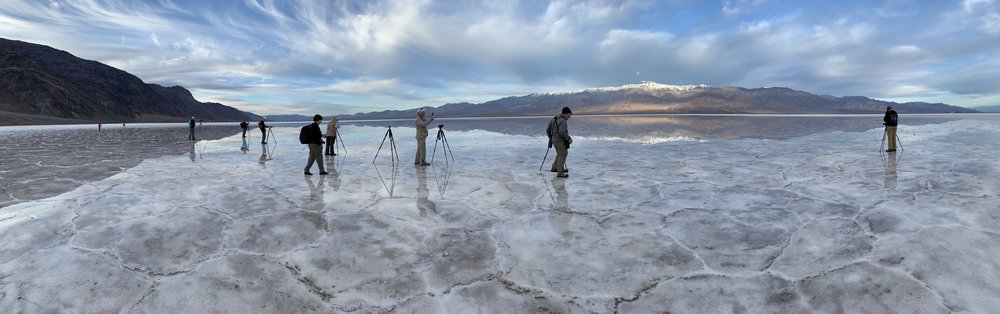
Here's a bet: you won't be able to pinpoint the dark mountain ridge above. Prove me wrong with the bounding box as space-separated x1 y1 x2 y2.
343 82 978 120
0 38 253 125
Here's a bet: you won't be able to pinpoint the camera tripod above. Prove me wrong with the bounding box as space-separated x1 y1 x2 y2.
373 126 399 166
332 129 347 156
260 126 275 144
431 125 455 164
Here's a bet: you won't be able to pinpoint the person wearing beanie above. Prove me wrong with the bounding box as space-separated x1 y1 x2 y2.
188 116 196 140
883 106 899 152
546 107 573 177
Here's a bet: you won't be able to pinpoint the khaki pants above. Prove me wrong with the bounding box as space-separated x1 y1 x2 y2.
305 143 325 173
188 128 195 140
415 137 427 164
551 141 568 174
886 126 897 151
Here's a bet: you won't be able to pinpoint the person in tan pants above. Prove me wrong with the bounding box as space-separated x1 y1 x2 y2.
546 107 573 178
883 106 898 152
414 109 434 166
303 114 327 175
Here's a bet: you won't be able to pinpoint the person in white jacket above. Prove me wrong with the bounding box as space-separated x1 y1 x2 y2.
324 116 339 156
414 109 434 166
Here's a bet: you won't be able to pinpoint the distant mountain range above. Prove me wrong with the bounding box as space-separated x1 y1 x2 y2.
0 38 253 125
342 82 978 120
973 105 1000 113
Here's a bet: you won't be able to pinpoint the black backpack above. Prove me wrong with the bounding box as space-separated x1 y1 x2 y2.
299 125 310 144
888 112 898 125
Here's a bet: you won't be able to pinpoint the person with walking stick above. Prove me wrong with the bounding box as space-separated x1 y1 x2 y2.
883 106 898 152
546 107 573 178
325 115 339 156
414 109 434 166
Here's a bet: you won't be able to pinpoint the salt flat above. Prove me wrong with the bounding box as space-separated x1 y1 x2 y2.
1 115 998 313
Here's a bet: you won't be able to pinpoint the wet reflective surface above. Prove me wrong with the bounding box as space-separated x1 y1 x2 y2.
1 114 999 312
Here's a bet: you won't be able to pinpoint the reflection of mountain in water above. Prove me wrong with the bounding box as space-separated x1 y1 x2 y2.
349 115 963 142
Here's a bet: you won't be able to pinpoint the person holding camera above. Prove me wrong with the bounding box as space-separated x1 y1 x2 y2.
325 115 339 156
883 106 898 152
188 116 197 140
546 107 573 178
303 114 328 175
258 117 269 144
414 109 435 166
240 120 249 138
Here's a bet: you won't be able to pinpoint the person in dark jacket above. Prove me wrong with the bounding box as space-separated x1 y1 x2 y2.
258 118 269 144
240 120 249 138
546 107 573 178
188 116 196 140
883 106 898 152
304 114 328 175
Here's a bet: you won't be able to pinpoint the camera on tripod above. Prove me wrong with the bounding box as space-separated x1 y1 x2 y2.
438 124 444 129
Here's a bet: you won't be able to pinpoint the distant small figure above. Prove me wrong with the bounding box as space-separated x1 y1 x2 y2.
122 122 125 127
883 106 898 152
188 116 197 140
325 115 339 156
240 120 249 138
98 121 102 131
546 106 573 178
258 118 268 144
302 114 327 175
414 109 434 166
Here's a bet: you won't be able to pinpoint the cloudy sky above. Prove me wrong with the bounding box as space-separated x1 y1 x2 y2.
2 0 999 114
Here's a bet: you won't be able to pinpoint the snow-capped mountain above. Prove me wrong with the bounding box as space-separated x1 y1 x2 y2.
342 82 977 120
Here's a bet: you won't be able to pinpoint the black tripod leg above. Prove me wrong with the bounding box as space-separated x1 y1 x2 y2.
373 129 390 164
443 133 454 162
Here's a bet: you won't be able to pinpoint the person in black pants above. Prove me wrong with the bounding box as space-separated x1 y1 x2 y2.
240 120 249 138
188 117 196 140
303 114 328 175
258 118 269 144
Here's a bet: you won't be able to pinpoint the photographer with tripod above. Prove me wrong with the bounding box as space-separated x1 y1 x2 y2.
325 115 339 156
883 106 899 152
414 109 435 166
546 107 573 178
258 117 269 144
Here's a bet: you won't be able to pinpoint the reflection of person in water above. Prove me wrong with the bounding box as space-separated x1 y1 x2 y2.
548 176 572 240
259 145 269 167
189 142 197 162
884 153 897 190
241 137 249 154
416 166 436 216
304 175 325 212
325 158 341 191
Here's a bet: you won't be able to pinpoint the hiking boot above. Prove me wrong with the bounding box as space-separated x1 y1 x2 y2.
304 172 313 176
550 169 568 173
319 172 329 175
556 173 569 178
420 162 431 166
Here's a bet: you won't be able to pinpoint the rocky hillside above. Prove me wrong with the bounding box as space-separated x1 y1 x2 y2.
0 38 252 124
344 82 978 119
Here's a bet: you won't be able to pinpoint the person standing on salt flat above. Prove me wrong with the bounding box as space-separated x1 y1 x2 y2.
414 109 434 166
883 106 899 152
547 106 573 178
